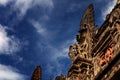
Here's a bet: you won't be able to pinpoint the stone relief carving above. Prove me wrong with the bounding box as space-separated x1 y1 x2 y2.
99 43 115 66
69 39 89 62
109 8 120 23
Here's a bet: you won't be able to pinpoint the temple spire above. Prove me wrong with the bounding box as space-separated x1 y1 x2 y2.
31 66 42 80
79 4 95 32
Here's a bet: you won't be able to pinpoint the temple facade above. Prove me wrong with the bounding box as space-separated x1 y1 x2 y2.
32 0 120 80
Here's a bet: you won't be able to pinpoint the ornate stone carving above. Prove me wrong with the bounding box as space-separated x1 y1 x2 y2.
109 8 120 23
99 43 115 66
31 1 120 80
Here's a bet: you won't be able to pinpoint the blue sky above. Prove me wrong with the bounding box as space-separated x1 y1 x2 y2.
0 0 117 80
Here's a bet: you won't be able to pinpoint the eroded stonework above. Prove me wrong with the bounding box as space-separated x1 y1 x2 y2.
31 66 42 80
31 1 120 80
55 1 120 80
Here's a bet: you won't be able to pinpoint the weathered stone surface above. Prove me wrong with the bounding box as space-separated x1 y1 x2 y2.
31 66 42 80
54 1 120 80
31 1 120 80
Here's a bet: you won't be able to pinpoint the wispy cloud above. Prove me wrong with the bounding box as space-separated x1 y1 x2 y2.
102 0 116 20
30 18 76 77
0 64 26 80
31 0 54 10
0 24 20 54
13 0 33 18
51 39 76 60
30 20 47 37
30 19 58 41
0 0 54 19
43 39 75 78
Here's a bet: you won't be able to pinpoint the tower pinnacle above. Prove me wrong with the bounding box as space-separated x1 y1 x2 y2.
31 66 42 80
79 4 95 32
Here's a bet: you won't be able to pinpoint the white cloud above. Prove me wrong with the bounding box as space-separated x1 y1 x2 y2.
14 0 33 18
0 0 54 18
14 0 54 18
102 0 116 20
0 64 26 80
0 0 54 20
30 20 47 37
0 0 11 6
0 24 20 54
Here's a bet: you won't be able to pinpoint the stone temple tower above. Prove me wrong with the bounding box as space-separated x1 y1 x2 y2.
31 66 42 80
67 4 97 80
55 1 120 80
31 1 120 80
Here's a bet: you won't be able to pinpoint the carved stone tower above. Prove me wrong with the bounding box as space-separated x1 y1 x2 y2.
31 66 42 80
55 1 120 80
31 1 120 80
67 4 97 80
